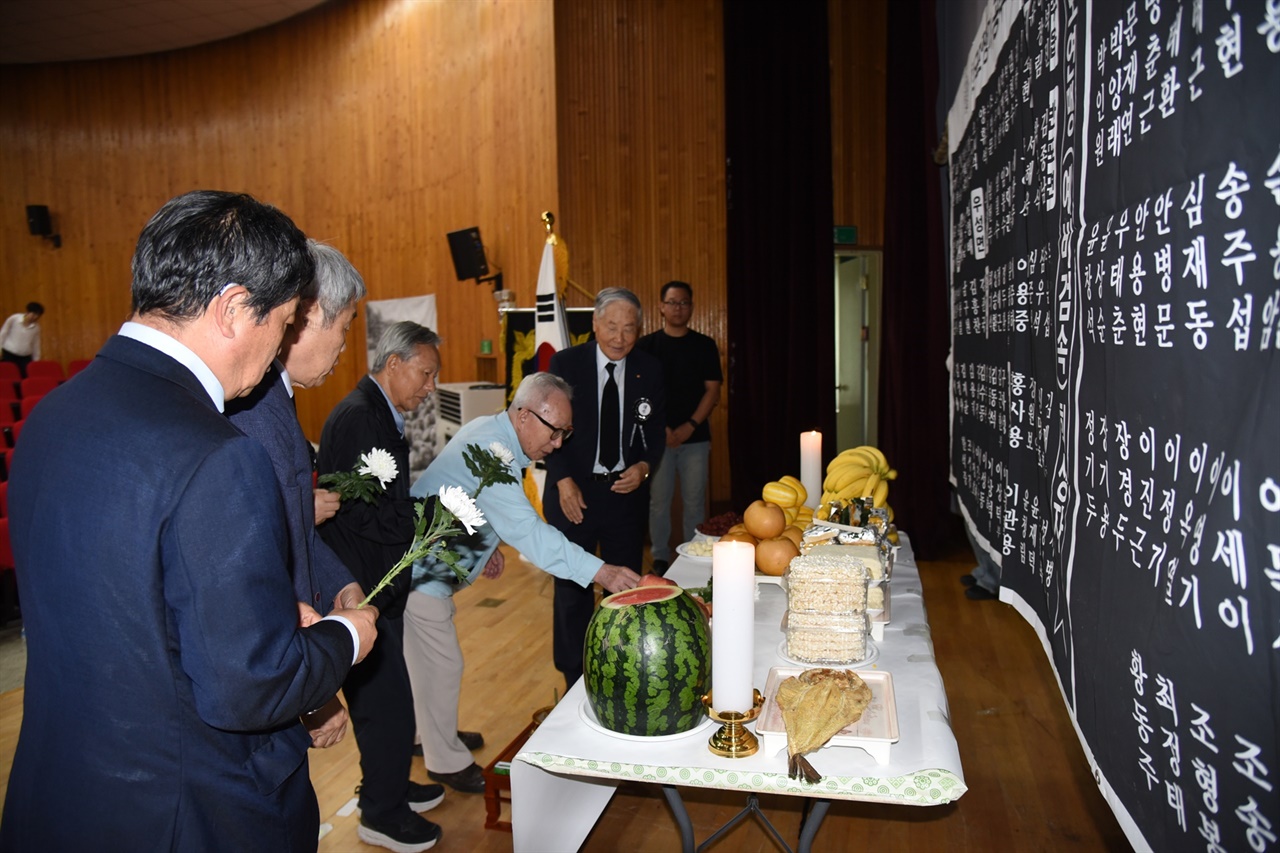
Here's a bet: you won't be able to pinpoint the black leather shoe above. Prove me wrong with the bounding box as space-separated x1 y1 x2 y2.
959 573 977 587
965 585 997 601
652 559 670 576
358 809 441 852
457 730 484 751
427 762 486 794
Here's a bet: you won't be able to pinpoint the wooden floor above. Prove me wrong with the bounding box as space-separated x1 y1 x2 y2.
0 530 1132 852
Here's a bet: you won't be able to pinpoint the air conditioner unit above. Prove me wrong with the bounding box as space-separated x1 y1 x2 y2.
436 382 507 445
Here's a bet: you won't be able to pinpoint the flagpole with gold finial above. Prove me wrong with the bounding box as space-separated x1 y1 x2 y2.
541 210 592 301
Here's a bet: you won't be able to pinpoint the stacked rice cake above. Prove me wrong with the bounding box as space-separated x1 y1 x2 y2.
805 544 886 610
782 554 870 663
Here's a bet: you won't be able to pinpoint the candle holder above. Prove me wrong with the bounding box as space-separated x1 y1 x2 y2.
702 689 764 758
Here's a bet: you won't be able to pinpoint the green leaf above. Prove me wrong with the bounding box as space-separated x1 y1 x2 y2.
318 465 387 506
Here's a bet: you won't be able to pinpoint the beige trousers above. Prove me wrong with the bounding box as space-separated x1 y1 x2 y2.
402 591 472 774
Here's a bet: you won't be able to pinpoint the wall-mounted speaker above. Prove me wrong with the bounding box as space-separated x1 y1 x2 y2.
446 227 489 281
26 205 52 236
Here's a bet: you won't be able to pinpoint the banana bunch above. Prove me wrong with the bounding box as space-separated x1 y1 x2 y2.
761 475 815 527
819 445 897 510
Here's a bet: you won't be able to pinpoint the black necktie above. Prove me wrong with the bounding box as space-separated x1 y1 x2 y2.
599 362 619 470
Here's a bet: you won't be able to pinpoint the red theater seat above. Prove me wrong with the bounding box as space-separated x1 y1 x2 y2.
18 397 43 419
19 377 59 398
24 360 64 382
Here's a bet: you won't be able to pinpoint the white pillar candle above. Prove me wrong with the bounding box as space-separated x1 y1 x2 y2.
711 539 755 713
800 430 822 509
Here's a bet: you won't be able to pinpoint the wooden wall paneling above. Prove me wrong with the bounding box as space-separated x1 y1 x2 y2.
554 0 730 506
828 0 887 249
0 0 558 444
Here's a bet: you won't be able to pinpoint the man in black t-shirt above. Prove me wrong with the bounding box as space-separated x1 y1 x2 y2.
636 281 723 574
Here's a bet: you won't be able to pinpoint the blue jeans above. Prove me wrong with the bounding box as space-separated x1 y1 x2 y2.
964 523 1001 592
648 440 711 563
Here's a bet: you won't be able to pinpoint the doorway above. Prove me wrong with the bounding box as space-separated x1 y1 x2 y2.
834 250 882 453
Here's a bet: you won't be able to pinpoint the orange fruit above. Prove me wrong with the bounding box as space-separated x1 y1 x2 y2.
755 536 800 576
743 499 786 540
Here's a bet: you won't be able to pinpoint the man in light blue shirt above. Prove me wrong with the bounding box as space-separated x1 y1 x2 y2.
404 372 640 794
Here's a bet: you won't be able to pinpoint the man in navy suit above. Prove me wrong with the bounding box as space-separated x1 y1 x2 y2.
0 191 378 853
227 239 374 750
545 287 664 686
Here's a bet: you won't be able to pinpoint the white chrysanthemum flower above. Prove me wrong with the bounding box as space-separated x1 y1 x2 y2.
488 442 515 466
439 485 486 534
359 448 399 487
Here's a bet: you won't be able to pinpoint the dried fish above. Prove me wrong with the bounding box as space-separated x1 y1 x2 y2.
775 668 872 783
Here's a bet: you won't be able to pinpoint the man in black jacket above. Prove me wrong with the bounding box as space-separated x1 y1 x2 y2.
545 288 665 687
318 321 445 853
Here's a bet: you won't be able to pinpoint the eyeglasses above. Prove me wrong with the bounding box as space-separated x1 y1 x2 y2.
520 407 574 442
663 300 692 307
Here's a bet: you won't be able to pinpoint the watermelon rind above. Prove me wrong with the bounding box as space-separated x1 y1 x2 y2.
583 588 711 737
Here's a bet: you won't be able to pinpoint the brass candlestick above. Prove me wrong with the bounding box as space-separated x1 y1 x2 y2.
703 689 764 758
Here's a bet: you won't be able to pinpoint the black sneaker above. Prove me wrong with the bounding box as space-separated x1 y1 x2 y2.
427 762 486 794
457 730 484 751
357 809 441 853
406 781 445 812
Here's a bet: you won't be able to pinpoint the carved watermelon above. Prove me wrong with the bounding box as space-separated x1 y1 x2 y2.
583 585 711 737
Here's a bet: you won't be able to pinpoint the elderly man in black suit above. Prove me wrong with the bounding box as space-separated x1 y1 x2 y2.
544 287 663 687
318 321 446 853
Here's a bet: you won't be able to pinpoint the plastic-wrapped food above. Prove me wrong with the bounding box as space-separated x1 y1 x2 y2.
799 526 893 580
783 556 868 613
782 610 869 664
803 543 885 581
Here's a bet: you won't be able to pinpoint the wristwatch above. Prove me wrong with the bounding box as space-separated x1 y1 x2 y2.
686 418 699 430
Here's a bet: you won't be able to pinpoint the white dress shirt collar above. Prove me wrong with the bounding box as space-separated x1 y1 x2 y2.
371 375 406 436
594 345 626 375
594 345 626 474
275 359 295 399
119 321 226 412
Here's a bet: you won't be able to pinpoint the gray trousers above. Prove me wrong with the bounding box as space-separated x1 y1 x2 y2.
402 591 472 774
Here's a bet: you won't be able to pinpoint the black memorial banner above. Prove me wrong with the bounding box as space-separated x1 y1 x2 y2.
499 307 595 401
947 0 1279 849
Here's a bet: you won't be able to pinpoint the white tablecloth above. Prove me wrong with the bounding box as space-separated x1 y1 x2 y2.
511 533 966 852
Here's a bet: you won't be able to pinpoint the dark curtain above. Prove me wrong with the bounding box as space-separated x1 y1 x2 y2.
879 0 952 559
724 0 835 510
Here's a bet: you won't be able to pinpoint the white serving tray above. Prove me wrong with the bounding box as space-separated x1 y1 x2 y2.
755 667 900 766
869 583 891 642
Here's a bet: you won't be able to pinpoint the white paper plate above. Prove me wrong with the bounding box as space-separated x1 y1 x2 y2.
775 636 880 669
675 541 714 563
578 697 716 742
